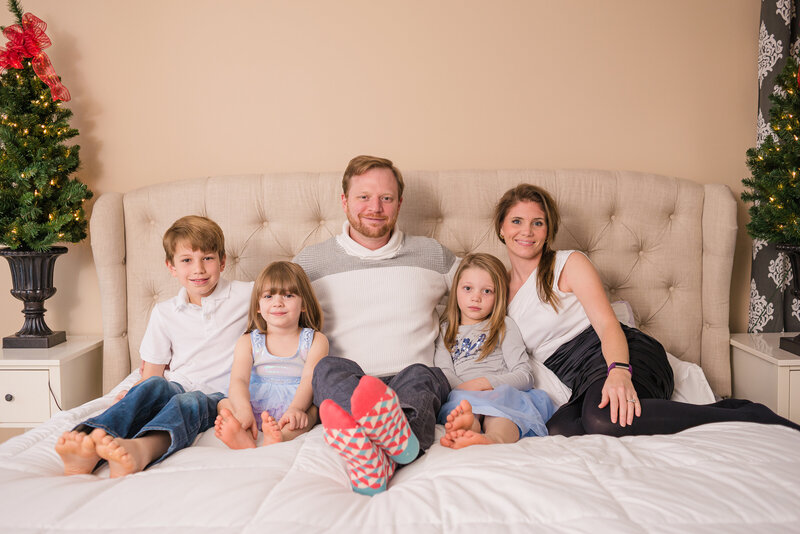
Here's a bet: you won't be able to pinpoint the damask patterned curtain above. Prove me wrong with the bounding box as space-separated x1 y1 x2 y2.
750 0 800 333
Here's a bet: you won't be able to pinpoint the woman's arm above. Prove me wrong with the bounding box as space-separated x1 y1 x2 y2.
280 332 329 431
559 252 640 426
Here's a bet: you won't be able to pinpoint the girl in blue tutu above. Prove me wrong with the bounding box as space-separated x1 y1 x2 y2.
435 253 554 448
214 261 329 449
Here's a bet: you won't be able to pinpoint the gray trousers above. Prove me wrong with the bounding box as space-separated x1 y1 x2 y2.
312 356 450 452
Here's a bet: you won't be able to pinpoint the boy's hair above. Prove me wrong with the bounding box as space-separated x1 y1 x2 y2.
342 155 405 198
247 261 323 334
441 253 509 361
163 215 226 263
492 183 561 311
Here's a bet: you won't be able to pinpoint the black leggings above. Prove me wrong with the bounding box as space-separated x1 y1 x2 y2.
546 380 800 437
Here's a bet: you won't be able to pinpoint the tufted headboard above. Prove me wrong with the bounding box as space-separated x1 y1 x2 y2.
90 169 737 396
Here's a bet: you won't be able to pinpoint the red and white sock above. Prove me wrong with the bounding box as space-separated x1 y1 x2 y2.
350 375 420 464
319 399 396 496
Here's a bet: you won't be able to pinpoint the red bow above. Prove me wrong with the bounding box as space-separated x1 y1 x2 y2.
0 13 70 101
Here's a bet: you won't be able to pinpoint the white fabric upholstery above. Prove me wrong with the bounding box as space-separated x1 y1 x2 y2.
90 169 737 395
1 375 797 533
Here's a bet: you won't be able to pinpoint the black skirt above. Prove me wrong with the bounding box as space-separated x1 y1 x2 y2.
544 323 674 408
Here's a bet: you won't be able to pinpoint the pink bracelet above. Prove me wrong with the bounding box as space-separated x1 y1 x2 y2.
607 362 633 376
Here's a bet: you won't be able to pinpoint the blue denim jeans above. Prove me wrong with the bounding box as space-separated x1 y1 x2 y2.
77 376 223 468
312 356 450 452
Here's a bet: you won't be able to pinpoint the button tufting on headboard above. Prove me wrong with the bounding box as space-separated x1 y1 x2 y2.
89 169 737 397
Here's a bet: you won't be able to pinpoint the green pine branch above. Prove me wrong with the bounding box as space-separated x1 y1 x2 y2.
0 46 93 250
6 0 23 26
742 56 800 246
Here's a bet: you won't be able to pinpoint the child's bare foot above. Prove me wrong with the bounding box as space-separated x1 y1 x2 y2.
92 429 146 478
214 408 256 450
444 399 475 432
55 431 99 475
261 413 284 446
441 429 494 449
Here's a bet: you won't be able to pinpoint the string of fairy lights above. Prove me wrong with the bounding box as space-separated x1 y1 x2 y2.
1 59 88 248
742 57 800 245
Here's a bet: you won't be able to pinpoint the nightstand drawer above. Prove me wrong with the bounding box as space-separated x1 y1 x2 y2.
731 333 800 424
0 370 51 423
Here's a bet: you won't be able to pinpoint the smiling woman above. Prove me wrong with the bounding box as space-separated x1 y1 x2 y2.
496 183 800 437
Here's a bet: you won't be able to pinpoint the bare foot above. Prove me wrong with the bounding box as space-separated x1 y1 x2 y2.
214 408 256 450
261 413 284 446
55 431 99 475
441 429 494 449
91 429 146 478
444 399 475 432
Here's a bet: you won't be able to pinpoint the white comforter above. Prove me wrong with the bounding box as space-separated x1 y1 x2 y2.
1 376 799 534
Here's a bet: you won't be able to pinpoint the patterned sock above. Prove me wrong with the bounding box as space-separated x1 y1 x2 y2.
350 375 420 464
319 399 396 496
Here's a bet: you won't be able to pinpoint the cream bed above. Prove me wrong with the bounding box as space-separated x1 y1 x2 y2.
1 169 799 533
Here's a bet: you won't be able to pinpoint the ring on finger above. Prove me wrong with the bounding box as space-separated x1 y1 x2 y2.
627 398 637 403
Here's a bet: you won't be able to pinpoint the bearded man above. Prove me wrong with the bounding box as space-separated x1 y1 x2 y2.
293 155 459 495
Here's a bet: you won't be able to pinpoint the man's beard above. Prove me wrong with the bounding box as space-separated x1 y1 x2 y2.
347 212 397 239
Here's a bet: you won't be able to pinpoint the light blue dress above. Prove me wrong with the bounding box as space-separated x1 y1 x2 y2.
248 328 313 430
435 319 555 438
440 386 555 438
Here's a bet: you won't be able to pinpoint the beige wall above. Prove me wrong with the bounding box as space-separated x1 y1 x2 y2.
0 0 759 340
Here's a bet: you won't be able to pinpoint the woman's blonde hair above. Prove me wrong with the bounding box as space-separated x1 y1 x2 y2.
441 253 508 361
247 262 323 334
493 183 561 311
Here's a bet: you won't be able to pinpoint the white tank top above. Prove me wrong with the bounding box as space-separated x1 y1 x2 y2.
508 250 592 363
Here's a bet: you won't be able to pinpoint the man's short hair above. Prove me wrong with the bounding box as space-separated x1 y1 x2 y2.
342 155 405 198
163 215 226 263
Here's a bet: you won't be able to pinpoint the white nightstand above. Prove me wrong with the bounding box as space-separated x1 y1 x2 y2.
730 333 800 424
0 336 103 428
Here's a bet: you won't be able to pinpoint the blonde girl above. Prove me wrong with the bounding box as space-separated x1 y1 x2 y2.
215 261 329 449
434 253 554 449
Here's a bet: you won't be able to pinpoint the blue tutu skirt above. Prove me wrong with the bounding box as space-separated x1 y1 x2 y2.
249 375 300 430
438 385 556 438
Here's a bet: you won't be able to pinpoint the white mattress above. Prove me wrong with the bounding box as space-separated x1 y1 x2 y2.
1 374 799 534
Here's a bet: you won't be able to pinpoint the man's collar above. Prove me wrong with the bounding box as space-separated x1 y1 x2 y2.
336 221 404 260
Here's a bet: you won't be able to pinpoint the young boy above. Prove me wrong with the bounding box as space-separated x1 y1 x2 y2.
55 215 253 477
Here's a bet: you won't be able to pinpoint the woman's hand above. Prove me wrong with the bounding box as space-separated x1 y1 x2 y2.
455 377 493 391
278 407 308 431
598 369 641 426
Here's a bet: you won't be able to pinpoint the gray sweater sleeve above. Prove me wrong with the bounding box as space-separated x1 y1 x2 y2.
487 317 534 390
433 331 462 389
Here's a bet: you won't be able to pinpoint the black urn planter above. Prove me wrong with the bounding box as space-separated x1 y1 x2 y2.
776 243 800 356
0 246 67 348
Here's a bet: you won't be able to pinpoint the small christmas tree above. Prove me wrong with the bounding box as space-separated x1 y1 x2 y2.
0 0 92 252
743 56 800 246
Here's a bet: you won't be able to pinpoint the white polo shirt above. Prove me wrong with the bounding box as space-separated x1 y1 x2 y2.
139 278 254 395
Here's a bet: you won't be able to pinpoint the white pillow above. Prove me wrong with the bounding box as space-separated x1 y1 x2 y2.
531 301 715 408
666 352 715 404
